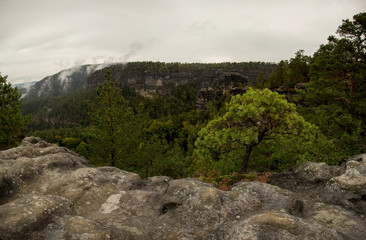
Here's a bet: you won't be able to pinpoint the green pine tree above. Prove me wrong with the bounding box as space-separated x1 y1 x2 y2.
0 74 30 149
194 88 337 174
88 70 143 167
298 12 366 154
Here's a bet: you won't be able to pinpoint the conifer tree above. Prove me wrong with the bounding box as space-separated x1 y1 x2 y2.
0 74 30 149
195 88 334 174
299 12 366 154
88 70 142 167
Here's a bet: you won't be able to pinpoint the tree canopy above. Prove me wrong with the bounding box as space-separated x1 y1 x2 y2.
298 12 366 155
0 74 30 149
194 88 334 174
87 70 144 167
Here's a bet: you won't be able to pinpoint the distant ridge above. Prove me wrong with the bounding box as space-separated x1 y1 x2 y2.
22 61 276 101
23 64 110 99
14 81 38 89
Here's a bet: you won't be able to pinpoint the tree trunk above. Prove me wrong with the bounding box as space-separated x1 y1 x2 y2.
350 79 355 112
111 136 115 166
111 150 115 166
238 145 253 174
145 158 153 178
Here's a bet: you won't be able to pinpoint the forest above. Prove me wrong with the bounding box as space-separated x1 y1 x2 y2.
1 12 365 187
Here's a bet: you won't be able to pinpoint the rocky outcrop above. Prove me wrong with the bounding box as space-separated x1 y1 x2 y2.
86 62 274 99
1 137 365 239
269 155 366 215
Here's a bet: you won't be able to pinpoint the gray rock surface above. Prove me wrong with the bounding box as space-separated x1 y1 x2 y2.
269 156 366 215
1 137 365 239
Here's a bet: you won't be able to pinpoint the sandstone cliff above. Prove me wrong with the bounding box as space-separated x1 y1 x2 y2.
0 137 365 239
196 72 248 110
86 62 274 98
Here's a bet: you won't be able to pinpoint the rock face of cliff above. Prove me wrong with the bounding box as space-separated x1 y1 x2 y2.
1 137 365 240
86 62 273 98
196 72 248 110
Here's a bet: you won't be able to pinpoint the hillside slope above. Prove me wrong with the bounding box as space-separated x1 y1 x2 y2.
23 64 110 99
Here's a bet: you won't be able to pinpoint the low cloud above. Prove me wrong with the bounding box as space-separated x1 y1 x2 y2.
122 41 143 62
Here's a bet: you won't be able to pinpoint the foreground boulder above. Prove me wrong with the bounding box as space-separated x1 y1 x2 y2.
269 155 366 215
0 137 365 239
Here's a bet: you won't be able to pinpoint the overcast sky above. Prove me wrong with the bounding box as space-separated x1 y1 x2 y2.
0 0 365 84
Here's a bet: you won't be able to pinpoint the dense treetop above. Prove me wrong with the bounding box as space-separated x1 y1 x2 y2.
0 74 30 149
